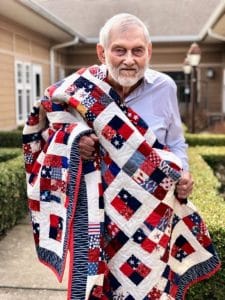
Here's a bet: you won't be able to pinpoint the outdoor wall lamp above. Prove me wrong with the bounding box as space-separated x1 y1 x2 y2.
183 57 192 75
187 42 201 67
183 57 192 121
206 67 215 79
187 42 201 133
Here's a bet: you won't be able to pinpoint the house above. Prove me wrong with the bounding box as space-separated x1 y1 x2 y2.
0 0 224 130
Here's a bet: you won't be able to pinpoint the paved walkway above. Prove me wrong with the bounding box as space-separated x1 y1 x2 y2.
0 216 69 300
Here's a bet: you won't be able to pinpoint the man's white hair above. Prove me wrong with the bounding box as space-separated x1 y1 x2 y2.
99 13 151 48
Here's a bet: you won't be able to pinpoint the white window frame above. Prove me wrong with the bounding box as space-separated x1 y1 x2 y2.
32 64 43 102
15 61 32 124
15 61 42 124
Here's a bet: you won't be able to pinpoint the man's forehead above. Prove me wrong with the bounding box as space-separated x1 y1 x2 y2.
108 26 147 46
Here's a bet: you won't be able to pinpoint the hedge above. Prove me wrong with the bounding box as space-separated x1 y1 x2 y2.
0 148 22 162
186 146 225 299
185 132 225 146
0 150 27 236
0 129 22 148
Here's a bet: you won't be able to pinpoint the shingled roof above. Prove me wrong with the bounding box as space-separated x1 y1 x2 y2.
34 0 223 42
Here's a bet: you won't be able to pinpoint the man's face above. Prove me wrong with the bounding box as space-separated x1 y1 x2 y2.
99 25 152 88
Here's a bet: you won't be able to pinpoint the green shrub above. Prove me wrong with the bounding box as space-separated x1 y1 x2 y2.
186 146 225 299
185 133 225 146
0 130 23 148
0 154 27 235
0 148 22 162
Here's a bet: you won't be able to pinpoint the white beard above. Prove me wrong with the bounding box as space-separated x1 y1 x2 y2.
105 58 148 87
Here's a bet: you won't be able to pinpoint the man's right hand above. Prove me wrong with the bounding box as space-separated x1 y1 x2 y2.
79 133 99 160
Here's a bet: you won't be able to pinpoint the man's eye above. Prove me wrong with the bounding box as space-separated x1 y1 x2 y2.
133 48 145 56
114 48 125 55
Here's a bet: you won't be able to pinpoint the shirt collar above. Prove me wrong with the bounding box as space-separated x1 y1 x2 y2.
143 68 158 84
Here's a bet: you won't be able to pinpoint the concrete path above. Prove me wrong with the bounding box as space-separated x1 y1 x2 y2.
0 217 69 300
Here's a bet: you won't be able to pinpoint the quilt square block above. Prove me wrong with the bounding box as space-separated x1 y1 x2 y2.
150 168 167 184
28 199 40 211
141 238 156 253
102 125 116 140
171 235 195 262
90 285 103 299
75 76 94 91
105 218 129 259
108 161 121 177
98 93 112 106
89 101 105 117
145 287 162 299
49 214 63 242
137 141 153 158
111 188 142 220
85 110 96 122
140 178 157 193
120 254 151 285
123 151 146 177
118 123 134 140
108 115 124 130
88 247 100 262
41 165 52 178
88 262 98 275
159 234 170 248
111 134 125 149
126 109 142 126
144 203 171 231
139 158 155 176
55 130 70 145
82 94 96 108
152 185 168 200
32 222 40 245
51 167 62 180
148 151 161 168
132 228 147 244
24 153 33 165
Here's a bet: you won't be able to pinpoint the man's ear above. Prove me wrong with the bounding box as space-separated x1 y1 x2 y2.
148 43 152 63
96 44 106 64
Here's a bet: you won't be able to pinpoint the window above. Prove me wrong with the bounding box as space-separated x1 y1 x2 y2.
15 61 42 124
32 64 42 101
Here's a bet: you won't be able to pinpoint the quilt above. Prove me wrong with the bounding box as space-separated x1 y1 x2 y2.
23 65 220 300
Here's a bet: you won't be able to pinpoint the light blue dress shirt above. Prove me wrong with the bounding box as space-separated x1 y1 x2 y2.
124 69 189 170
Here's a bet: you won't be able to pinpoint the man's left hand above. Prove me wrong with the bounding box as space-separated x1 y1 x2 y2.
176 171 194 199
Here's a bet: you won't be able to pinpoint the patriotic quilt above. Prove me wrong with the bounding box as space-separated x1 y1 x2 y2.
23 65 220 300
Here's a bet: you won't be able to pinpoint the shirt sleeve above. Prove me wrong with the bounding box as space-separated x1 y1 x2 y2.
166 79 189 170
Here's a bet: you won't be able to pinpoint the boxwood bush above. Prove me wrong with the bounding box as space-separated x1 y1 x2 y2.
185 132 225 146
0 148 22 162
0 129 22 148
0 150 27 236
186 146 225 299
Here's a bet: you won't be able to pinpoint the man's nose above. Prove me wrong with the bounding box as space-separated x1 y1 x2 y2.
124 51 135 65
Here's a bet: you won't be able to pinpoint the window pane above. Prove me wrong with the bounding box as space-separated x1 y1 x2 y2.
36 73 40 97
26 90 31 115
17 64 22 84
26 65 30 84
18 90 23 120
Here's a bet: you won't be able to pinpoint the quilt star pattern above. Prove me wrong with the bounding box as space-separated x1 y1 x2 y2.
23 65 220 300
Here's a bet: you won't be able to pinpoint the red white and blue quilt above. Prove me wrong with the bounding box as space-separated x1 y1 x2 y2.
23 65 220 300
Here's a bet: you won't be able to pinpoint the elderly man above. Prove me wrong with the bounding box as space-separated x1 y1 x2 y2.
23 13 220 300
80 14 193 200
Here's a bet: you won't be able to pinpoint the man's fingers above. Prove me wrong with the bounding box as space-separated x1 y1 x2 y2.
176 171 194 199
79 134 99 160
89 133 99 142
